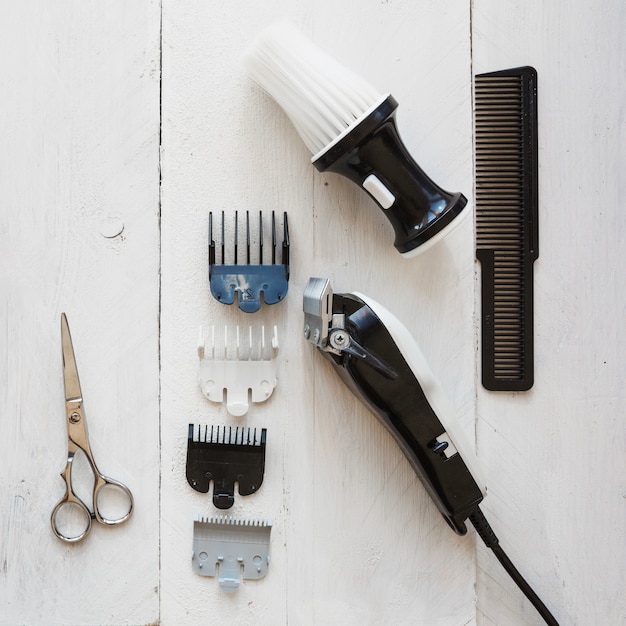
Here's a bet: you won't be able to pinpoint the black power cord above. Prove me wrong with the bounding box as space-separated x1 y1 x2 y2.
469 507 560 626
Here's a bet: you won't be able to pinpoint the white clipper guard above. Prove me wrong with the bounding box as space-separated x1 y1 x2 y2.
198 325 279 417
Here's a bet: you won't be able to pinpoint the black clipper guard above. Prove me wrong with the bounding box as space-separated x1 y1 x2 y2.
313 95 467 256
186 424 267 509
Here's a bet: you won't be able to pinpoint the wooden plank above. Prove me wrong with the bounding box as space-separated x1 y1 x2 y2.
160 1 475 623
0 2 161 624
472 1 626 624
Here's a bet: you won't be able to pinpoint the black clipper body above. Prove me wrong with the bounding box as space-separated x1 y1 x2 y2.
303 278 484 534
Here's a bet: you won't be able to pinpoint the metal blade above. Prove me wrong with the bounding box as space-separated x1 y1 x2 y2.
302 277 333 349
61 313 82 403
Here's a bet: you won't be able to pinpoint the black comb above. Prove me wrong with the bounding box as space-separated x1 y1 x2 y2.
209 210 290 313
475 66 538 391
186 424 267 509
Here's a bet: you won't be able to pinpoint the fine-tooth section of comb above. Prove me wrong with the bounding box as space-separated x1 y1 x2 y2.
474 66 538 391
208 210 290 313
186 424 267 509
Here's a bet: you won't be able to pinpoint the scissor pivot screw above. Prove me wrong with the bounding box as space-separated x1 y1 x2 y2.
69 412 81 423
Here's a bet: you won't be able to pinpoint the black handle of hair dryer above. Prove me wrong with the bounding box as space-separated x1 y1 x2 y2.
313 95 467 255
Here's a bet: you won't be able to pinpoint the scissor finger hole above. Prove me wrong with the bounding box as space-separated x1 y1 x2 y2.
96 483 132 522
53 502 91 541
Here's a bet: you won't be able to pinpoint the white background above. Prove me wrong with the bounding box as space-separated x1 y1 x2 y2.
1 1 624 625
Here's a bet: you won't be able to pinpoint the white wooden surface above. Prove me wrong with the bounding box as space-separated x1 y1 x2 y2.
0 2 161 625
472 2 626 625
1 1 624 625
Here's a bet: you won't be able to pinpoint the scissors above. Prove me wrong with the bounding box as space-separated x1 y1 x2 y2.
51 313 134 542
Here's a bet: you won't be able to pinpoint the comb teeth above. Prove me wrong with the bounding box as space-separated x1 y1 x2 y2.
209 210 289 267
475 73 537 253
198 324 280 362
189 424 265 447
474 67 538 391
194 514 272 528
208 210 290 313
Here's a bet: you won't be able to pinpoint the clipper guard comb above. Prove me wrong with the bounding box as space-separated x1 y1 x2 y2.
186 424 267 509
209 210 289 313
198 324 279 417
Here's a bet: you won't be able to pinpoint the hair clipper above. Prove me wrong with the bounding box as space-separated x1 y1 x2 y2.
303 277 485 533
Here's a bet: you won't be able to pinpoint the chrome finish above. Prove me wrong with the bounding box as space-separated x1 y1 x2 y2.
302 277 334 350
302 278 397 378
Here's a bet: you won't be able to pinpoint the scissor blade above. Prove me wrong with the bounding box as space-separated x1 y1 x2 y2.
61 313 82 403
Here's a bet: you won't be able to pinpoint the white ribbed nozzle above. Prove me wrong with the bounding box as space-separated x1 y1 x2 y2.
243 20 383 155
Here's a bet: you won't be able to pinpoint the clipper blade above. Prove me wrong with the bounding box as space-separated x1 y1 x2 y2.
192 514 272 591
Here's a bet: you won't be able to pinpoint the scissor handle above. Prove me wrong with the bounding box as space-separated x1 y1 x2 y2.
51 458 134 542
51 464 93 543
92 473 134 526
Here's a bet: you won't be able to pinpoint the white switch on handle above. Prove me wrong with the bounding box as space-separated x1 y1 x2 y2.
363 174 395 209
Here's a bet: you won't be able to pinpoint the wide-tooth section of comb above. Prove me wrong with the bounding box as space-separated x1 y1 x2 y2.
243 20 382 155
208 210 289 313
475 67 538 391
